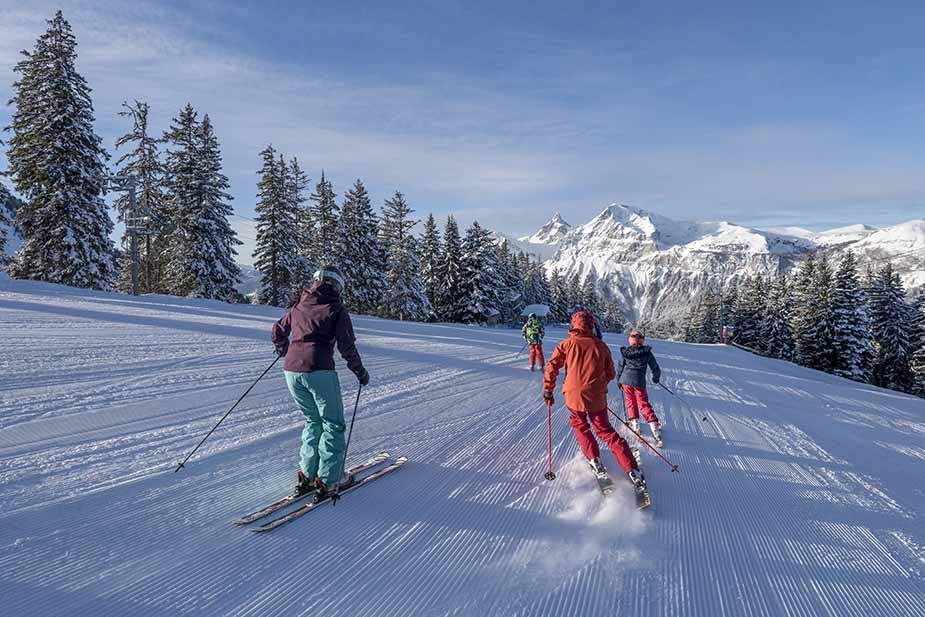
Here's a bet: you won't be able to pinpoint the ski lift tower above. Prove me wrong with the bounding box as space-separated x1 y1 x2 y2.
106 174 149 296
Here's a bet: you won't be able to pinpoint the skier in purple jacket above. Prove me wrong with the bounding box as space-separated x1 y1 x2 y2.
272 265 370 502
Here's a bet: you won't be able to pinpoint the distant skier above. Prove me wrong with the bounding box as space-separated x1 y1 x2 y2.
271 265 370 504
522 312 546 371
543 311 646 490
618 329 662 445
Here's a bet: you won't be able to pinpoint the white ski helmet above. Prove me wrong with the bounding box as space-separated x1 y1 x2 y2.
313 265 346 294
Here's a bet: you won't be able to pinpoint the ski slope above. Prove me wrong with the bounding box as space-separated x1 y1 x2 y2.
1 278 924 617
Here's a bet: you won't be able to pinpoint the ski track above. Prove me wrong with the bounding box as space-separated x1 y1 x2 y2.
1 281 924 616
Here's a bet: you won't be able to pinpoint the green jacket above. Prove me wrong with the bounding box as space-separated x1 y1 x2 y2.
522 319 545 344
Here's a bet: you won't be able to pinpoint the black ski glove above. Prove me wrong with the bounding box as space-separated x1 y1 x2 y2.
543 390 554 404
652 372 660 384
356 367 370 386
275 342 289 357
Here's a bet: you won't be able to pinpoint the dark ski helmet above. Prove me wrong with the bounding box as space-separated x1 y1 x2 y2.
313 265 345 294
528 312 537 320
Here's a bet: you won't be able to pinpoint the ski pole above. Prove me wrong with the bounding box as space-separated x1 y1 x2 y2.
332 385 363 505
175 354 282 473
607 407 680 472
544 400 556 481
657 382 706 422
518 341 528 357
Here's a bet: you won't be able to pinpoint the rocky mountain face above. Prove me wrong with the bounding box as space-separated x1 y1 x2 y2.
525 204 924 333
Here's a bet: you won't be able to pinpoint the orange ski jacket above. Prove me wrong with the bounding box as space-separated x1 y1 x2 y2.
543 312 616 412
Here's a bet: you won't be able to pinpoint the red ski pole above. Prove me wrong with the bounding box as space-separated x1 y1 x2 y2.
608 407 680 473
544 400 556 481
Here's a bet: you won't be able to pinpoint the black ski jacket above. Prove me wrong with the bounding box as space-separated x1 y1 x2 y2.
617 345 660 388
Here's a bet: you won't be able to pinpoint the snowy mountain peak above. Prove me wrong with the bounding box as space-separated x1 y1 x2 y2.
519 212 572 245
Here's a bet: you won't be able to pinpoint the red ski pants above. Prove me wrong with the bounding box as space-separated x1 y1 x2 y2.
529 344 545 368
568 408 637 473
622 385 659 423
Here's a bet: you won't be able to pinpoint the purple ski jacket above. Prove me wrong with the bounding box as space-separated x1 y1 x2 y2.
271 281 365 376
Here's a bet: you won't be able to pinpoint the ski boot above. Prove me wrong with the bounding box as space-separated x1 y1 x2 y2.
628 468 651 509
628 418 640 434
649 422 663 447
293 470 314 498
588 457 607 477
312 478 330 504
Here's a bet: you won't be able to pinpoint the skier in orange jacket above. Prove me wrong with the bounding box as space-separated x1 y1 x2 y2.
543 311 645 489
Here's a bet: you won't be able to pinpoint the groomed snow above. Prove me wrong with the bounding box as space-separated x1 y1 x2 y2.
1 279 924 616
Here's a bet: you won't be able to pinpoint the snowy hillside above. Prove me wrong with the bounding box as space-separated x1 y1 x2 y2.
1 279 924 616
524 204 924 328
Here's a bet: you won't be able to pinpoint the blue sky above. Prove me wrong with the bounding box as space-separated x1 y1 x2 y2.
2 1 925 263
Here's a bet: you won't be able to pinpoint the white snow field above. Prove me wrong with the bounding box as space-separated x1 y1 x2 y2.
1 278 924 617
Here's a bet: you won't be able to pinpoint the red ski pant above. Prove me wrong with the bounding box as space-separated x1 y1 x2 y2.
622 385 659 423
529 344 545 368
568 408 637 473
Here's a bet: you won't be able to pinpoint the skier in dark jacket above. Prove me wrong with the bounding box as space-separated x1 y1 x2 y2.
271 265 370 503
617 329 663 443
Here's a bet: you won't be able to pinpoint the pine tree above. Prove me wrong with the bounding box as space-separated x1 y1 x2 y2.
459 221 503 323
310 172 339 265
868 264 916 392
599 301 626 333
548 268 568 323
253 146 299 306
419 213 442 317
0 181 16 265
495 241 522 321
791 255 819 367
910 296 925 397
732 275 766 350
6 11 114 289
191 114 241 299
337 179 385 313
763 273 794 360
804 257 837 372
287 157 311 287
565 274 582 314
580 275 603 318
830 252 871 381
696 287 723 343
113 100 165 294
435 215 465 321
720 280 739 334
379 192 430 320
161 104 200 296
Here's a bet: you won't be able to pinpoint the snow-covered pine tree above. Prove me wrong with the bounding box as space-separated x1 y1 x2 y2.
419 213 442 316
732 275 766 350
0 181 15 264
253 146 299 306
287 157 311 287
763 273 794 360
790 254 819 367
580 275 603 318
829 252 871 381
695 287 723 343
720 280 739 334
547 268 568 323
435 215 465 322
494 240 522 321
113 100 165 294
6 11 114 289
565 274 582 314
337 179 386 313
459 221 503 323
599 301 626 333
379 191 430 320
868 263 916 392
310 172 339 266
190 113 241 300
910 295 925 397
161 104 200 296
803 256 837 372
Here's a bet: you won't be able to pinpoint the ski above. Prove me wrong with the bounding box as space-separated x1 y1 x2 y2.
252 456 409 533
635 484 652 510
234 451 390 526
588 462 615 495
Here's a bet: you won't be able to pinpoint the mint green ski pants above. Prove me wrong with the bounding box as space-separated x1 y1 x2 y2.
284 370 346 486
